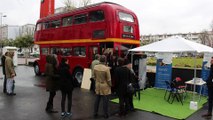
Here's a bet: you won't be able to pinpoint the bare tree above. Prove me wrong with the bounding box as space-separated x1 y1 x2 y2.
80 0 91 6
63 0 77 10
211 20 213 32
199 30 212 47
63 0 92 10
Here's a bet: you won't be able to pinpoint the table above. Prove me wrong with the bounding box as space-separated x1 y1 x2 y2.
185 78 206 102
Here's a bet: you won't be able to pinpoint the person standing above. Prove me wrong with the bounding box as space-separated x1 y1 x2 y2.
125 59 137 112
90 54 100 93
58 58 74 117
45 54 60 113
1 52 8 93
114 58 133 117
202 57 213 118
93 55 111 119
5 51 16 96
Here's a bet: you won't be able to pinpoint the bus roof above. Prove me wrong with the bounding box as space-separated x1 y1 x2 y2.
37 2 133 22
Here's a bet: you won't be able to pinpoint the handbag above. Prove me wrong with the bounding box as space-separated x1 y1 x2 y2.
127 83 135 94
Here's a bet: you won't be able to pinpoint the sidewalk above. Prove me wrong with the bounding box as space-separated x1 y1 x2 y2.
0 66 208 120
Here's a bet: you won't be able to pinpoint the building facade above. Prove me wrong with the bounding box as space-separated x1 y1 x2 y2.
0 24 35 40
141 32 213 47
0 25 20 40
19 24 35 36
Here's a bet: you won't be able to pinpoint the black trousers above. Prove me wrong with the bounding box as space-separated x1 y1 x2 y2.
61 91 72 113
94 95 109 116
118 94 129 115
3 75 7 93
46 91 56 110
128 94 134 111
90 78 95 93
208 86 213 113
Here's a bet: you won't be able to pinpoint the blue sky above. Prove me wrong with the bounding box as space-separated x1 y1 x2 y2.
0 0 212 35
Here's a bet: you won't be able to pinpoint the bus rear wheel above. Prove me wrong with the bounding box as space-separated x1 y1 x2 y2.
73 68 83 87
34 63 41 76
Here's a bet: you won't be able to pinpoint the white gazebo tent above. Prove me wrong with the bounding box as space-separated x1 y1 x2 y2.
129 36 213 102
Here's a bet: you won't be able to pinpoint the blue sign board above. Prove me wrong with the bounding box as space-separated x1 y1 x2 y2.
155 59 172 88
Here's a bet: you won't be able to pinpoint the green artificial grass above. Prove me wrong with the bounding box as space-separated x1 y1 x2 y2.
111 88 207 119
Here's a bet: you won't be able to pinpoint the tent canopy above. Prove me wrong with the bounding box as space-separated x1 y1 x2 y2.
129 36 213 53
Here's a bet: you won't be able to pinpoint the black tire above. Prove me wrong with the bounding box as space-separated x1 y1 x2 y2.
73 68 84 87
34 63 41 76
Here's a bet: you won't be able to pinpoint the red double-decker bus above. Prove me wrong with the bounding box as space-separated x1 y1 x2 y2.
33 2 140 85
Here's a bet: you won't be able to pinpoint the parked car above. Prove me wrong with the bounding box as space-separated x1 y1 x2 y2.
30 52 40 58
17 52 24 57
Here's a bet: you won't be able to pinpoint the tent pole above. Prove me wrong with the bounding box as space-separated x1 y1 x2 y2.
193 52 197 101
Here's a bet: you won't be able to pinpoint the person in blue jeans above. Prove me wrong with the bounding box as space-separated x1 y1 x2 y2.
202 57 213 118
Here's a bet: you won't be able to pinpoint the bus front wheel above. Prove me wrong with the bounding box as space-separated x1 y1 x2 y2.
73 68 83 87
34 63 41 76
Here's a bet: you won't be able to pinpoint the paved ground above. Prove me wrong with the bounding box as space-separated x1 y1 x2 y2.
0 65 211 120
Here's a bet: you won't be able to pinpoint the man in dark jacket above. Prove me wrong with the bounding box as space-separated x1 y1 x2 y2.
1 52 8 93
202 57 213 118
114 58 132 117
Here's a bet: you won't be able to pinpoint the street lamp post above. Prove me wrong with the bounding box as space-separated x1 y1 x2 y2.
0 13 7 48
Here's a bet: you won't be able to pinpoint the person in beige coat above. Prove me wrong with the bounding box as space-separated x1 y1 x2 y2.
93 55 111 119
5 51 16 96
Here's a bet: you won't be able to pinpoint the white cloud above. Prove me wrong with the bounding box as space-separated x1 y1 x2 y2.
0 0 212 35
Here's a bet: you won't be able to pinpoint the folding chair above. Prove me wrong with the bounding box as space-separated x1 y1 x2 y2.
164 80 184 105
164 81 172 101
168 81 184 105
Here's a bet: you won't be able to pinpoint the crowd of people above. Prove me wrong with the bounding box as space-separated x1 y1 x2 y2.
2 51 213 119
91 54 138 119
43 53 138 119
1 52 139 119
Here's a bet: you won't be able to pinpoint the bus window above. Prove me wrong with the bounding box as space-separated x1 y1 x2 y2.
89 10 104 22
50 47 63 55
41 48 49 55
43 22 50 29
62 16 73 26
61 48 72 56
74 14 87 24
118 12 134 22
73 47 86 57
123 25 133 33
51 20 61 28
35 23 42 31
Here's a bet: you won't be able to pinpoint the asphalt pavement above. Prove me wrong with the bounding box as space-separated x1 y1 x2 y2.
0 65 210 120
